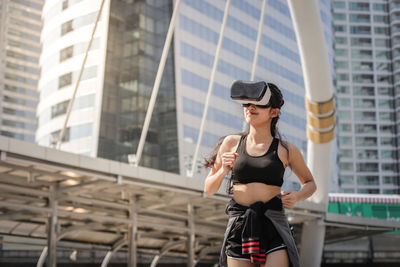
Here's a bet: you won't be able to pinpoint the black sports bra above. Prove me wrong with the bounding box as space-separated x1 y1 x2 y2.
231 134 285 187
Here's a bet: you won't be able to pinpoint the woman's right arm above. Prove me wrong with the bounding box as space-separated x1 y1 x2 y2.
204 136 239 196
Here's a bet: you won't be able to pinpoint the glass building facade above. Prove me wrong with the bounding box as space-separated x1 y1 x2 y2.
333 0 400 194
97 0 179 172
37 0 106 156
0 0 42 142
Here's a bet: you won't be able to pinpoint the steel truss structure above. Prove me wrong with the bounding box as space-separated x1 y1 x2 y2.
0 136 399 266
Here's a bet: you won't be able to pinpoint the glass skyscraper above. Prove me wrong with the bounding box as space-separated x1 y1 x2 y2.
37 0 333 182
333 0 399 194
0 0 42 142
97 0 179 172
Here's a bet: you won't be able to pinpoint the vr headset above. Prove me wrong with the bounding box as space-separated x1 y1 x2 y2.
230 80 271 108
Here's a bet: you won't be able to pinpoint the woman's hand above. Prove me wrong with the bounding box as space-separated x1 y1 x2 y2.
283 142 317 204
221 152 239 172
204 136 240 196
281 191 298 209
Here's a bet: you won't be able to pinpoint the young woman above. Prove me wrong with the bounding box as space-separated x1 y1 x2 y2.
203 82 316 267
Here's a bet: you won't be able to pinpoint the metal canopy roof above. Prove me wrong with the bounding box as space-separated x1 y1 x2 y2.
0 136 399 265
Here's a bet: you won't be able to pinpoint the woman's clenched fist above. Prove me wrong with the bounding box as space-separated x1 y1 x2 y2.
221 152 239 171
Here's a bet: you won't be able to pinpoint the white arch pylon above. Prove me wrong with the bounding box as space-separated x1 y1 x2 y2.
287 1 335 267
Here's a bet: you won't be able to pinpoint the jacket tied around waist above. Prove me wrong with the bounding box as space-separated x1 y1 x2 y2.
219 196 299 267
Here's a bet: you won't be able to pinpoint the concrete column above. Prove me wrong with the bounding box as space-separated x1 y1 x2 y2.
128 198 138 267
367 236 374 263
187 203 195 267
47 185 58 267
299 219 325 267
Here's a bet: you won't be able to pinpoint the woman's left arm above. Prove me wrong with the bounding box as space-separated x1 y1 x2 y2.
281 143 317 209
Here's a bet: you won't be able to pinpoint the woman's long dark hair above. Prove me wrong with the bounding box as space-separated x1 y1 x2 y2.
203 82 289 193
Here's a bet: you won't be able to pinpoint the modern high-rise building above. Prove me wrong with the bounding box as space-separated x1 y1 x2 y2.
333 0 399 194
37 0 333 184
0 0 43 142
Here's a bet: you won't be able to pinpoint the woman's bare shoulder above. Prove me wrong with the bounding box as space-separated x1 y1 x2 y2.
221 134 242 152
286 141 301 153
278 140 298 152
279 140 304 162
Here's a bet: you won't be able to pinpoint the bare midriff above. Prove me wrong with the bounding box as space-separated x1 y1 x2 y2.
232 182 281 206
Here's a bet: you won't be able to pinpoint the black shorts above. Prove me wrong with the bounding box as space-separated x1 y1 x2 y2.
225 214 287 263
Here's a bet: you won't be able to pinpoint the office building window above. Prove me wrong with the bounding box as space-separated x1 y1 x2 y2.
380 137 396 146
349 2 369 11
58 72 72 89
338 98 351 107
339 175 353 185
335 61 348 69
338 111 352 120
375 39 390 48
334 25 346 32
374 15 389 24
374 27 390 35
337 73 349 81
356 150 378 160
333 1 345 9
355 124 376 134
340 188 355 193
373 3 387 12
379 112 395 121
351 38 371 47
335 49 348 57
378 87 393 96
350 26 371 35
60 46 73 62
382 163 399 172
339 123 352 132
380 125 396 134
383 176 399 185
352 62 373 71
353 74 374 83
339 149 353 158
62 0 68 10
351 49 372 59
392 37 400 47
337 86 350 94
357 163 378 172
51 100 69 118
379 99 394 108
353 99 375 108
357 176 379 185
376 62 391 71
334 13 346 21
355 137 377 146
358 188 379 194
381 150 397 159
375 50 391 60
61 20 73 36
350 14 370 23
335 37 347 44
339 136 352 145
383 189 399 194
339 162 353 171
353 86 374 96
